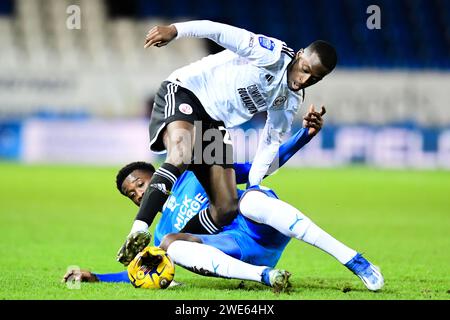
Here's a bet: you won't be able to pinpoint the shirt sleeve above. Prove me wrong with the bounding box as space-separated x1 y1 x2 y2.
93 271 130 283
233 127 311 185
277 127 312 166
173 20 283 67
233 162 252 185
248 108 296 186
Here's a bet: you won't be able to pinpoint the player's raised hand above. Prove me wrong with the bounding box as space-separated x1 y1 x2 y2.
303 104 326 137
144 25 178 48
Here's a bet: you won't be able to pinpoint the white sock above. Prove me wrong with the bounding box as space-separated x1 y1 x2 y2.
239 190 357 264
128 220 149 236
166 240 267 283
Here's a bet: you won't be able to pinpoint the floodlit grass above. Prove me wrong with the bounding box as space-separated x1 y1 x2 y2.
0 163 449 299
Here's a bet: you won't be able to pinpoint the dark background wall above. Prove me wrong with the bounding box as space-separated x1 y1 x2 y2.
103 0 450 69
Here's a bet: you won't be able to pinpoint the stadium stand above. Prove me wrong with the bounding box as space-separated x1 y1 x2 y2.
0 0 448 124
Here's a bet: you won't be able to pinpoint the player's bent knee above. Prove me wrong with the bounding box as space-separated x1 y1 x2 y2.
238 190 265 221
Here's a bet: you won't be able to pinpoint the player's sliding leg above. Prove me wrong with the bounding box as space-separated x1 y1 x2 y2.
238 189 384 291
239 189 358 264
160 234 291 292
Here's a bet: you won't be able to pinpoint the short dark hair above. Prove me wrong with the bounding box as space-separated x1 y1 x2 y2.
307 40 337 72
116 161 155 195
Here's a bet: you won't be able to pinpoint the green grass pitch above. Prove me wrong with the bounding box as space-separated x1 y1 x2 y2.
0 162 449 300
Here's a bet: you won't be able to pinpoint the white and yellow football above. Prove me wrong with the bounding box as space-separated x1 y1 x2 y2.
127 246 175 289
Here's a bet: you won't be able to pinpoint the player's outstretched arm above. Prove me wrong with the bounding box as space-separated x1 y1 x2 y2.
144 20 281 67
233 125 307 185
62 268 129 283
247 110 292 186
62 268 99 283
144 25 178 48
145 20 249 52
234 105 326 184
92 271 130 283
277 104 325 165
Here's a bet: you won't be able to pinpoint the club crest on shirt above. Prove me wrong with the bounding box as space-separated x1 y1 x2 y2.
179 103 193 115
258 36 275 51
273 95 287 107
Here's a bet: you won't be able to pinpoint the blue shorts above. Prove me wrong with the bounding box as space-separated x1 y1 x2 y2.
195 186 290 268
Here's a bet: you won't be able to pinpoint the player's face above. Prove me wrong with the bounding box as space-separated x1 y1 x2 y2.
121 169 153 206
287 49 330 91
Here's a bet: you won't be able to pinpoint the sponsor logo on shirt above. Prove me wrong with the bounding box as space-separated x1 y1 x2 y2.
258 36 275 51
238 84 267 114
179 103 193 115
172 193 208 231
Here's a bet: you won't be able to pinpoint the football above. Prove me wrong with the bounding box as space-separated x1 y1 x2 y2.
127 246 175 289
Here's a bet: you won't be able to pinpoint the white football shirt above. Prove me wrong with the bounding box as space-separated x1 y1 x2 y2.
166 20 305 185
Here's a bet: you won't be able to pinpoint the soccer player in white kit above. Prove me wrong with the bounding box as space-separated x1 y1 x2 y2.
117 20 337 266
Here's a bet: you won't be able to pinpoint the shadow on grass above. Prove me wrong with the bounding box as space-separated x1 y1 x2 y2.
170 276 393 295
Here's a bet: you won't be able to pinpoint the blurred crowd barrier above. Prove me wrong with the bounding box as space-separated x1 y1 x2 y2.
1 118 449 169
1 70 449 125
1 0 449 122
0 0 207 118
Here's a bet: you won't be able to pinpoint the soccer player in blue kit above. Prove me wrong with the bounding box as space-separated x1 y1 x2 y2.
63 107 384 292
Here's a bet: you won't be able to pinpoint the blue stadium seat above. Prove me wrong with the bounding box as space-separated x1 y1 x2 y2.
128 0 449 70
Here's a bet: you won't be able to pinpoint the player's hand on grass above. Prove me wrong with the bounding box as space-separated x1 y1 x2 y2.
62 268 98 283
116 230 152 266
303 104 326 137
144 25 178 48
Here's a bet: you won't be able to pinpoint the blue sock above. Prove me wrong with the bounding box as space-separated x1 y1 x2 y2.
345 253 369 274
261 267 273 286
